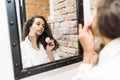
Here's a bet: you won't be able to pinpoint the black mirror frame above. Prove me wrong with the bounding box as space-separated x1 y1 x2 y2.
6 0 84 79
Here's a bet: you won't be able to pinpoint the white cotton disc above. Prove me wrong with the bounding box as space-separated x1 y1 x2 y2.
45 37 50 43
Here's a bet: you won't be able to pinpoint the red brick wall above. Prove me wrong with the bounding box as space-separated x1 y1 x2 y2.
51 0 78 58
25 0 50 20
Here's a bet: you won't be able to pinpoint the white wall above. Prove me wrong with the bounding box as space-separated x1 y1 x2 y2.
0 0 15 80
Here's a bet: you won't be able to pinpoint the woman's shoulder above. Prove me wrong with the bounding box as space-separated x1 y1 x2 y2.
20 40 27 48
20 37 31 47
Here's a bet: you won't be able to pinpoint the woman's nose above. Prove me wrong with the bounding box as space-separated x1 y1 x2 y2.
38 25 44 30
39 25 43 28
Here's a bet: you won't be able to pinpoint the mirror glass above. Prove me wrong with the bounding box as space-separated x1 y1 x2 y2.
20 0 79 69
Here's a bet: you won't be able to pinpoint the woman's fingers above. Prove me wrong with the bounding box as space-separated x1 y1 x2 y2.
29 26 37 36
79 24 82 34
79 23 91 33
88 28 93 36
46 39 55 51
47 39 55 46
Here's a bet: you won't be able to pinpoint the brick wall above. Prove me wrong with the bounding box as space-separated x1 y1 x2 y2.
25 0 50 20
49 0 79 58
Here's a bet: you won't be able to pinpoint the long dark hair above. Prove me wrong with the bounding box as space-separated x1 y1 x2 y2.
22 15 59 50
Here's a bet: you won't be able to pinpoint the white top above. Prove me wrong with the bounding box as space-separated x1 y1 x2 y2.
20 36 59 68
72 38 120 80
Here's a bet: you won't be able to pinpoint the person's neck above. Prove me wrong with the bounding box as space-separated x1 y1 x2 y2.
33 45 39 50
28 36 39 50
101 36 112 45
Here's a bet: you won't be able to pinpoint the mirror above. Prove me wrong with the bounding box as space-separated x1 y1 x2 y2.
20 0 79 68
6 0 83 79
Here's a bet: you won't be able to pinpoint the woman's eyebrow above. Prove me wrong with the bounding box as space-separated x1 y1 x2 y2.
36 21 41 24
37 21 45 25
37 21 40 23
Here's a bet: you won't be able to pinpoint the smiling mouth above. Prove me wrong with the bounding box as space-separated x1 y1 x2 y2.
38 29 42 32
38 30 43 33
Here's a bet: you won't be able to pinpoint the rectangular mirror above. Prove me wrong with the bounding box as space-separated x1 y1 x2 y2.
6 0 84 79
20 0 79 69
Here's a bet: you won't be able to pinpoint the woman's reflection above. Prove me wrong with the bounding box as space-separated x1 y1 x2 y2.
20 15 60 68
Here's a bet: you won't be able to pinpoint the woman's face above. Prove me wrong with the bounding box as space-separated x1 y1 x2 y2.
30 18 45 36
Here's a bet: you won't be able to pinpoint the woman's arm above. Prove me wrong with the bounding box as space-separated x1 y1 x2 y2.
46 39 55 61
46 51 55 61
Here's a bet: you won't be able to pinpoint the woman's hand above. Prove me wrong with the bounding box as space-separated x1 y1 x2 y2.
79 23 95 52
46 39 55 52
28 26 38 50
28 26 37 40
78 24 96 64
46 39 55 61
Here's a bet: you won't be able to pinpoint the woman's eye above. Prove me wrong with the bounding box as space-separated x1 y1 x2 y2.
37 23 40 25
42 24 45 27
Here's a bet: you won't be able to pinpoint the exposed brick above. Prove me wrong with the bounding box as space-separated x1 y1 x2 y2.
69 35 78 42
66 28 77 35
54 15 66 22
60 20 77 28
58 40 68 46
60 27 69 35
26 0 49 20
58 1 66 9
59 8 66 15
65 0 76 6
54 22 60 28
66 12 77 20
59 46 78 54
60 21 68 28
53 28 61 34
66 6 75 13
61 35 70 41
53 34 62 40
25 0 35 4
54 8 66 16
56 27 77 35
68 41 78 48
54 1 65 10
34 0 49 4
58 0 65 3
53 0 59 5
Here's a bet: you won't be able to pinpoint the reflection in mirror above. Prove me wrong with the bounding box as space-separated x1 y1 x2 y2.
20 0 79 68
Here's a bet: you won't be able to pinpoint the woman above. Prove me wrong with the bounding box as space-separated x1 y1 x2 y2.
21 15 60 68
73 0 120 80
